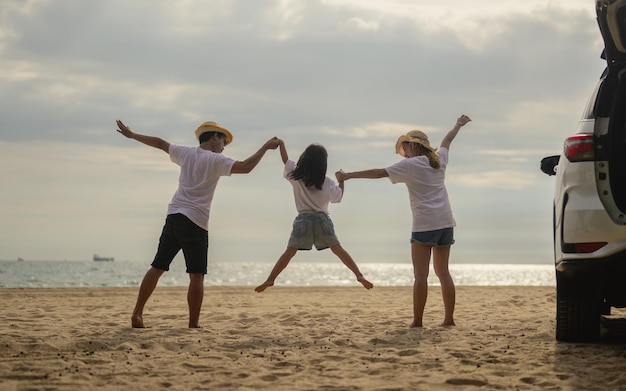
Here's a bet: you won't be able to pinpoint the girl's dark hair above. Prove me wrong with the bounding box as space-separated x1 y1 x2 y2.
289 144 328 190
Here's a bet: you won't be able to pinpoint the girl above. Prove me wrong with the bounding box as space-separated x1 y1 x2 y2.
255 140 374 292
337 114 471 327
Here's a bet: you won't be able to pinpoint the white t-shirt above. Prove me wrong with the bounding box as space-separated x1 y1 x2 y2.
167 144 236 230
284 159 343 214
385 147 455 232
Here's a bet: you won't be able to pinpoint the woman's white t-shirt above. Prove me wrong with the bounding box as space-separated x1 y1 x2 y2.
385 147 455 232
167 145 236 230
284 159 343 214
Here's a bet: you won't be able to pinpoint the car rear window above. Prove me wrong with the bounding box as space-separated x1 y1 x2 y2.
582 79 602 120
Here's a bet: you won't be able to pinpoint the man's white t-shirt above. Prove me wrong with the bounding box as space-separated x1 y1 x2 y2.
167 145 236 230
284 159 343 214
385 147 455 232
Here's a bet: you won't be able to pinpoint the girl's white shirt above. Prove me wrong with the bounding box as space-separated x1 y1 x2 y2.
284 159 343 214
385 147 455 232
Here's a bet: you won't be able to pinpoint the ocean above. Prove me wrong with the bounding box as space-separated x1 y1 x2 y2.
0 260 555 288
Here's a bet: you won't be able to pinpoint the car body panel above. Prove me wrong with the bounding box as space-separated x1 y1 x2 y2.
595 0 626 224
539 0 626 341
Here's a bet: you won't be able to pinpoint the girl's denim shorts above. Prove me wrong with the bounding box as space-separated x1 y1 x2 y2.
288 211 339 250
411 227 454 247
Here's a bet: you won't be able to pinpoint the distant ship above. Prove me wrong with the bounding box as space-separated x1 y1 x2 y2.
93 254 114 262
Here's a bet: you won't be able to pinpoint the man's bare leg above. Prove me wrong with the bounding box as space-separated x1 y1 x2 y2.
132 267 164 328
255 247 298 292
330 245 373 289
188 273 204 328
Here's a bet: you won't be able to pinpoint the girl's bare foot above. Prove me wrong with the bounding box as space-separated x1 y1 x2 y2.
255 281 274 292
357 275 374 289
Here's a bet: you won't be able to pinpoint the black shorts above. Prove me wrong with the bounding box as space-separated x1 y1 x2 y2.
151 213 208 274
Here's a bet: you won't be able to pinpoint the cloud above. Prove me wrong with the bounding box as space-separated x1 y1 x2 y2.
0 0 609 263
450 170 536 190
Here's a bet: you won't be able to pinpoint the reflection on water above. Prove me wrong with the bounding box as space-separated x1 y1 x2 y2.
0 260 554 288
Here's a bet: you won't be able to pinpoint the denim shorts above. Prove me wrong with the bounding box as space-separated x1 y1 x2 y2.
151 213 208 274
411 227 455 247
288 211 340 251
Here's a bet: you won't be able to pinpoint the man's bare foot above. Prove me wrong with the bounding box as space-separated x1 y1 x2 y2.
441 320 456 327
409 320 423 328
131 313 146 328
357 275 374 289
189 324 204 329
255 281 274 292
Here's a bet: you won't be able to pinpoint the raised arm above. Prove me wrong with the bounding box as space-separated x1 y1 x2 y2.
278 139 288 164
231 137 280 174
336 168 389 181
334 170 345 194
116 120 170 153
440 114 471 150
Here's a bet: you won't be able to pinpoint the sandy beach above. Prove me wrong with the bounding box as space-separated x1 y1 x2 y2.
2 286 626 390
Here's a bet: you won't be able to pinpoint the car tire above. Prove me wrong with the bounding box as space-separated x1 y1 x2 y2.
555 271 601 342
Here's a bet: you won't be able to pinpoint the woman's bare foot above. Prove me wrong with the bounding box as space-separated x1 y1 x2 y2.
440 320 456 327
255 280 274 292
189 324 204 329
357 275 374 289
131 313 145 328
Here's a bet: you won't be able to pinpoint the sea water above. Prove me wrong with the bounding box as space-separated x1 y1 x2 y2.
0 260 554 288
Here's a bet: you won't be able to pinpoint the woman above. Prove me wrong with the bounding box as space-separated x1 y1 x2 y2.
337 114 471 327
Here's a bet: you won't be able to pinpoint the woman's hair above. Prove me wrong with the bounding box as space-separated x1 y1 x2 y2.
289 144 328 190
406 142 440 169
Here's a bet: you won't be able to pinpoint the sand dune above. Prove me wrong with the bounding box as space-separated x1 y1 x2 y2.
2 286 626 390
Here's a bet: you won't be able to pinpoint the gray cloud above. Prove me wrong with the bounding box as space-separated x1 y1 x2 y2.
0 0 609 262
1 1 603 140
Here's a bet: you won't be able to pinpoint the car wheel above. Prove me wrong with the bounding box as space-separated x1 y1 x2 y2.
555 271 601 342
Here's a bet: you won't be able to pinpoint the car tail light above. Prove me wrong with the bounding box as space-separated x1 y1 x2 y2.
573 242 608 253
564 134 594 162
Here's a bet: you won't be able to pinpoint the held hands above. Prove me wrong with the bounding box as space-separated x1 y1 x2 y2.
264 137 281 150
335 169 346 183
456 114 471 128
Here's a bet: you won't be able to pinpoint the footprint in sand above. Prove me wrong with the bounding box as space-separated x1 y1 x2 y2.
446 378 488 387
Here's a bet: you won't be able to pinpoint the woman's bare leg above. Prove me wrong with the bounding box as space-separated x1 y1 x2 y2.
410 243 431 327
433 246 455 326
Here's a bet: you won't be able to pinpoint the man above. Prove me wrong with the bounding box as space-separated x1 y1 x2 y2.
116 119 279 328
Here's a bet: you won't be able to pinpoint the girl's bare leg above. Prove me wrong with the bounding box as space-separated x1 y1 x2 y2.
255 247 298 292
433 246 455 326
330 244 373 289
132 267 165 328
410 243 431 328
187 273 205 328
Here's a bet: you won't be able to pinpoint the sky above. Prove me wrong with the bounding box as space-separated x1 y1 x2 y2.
0 0 607 266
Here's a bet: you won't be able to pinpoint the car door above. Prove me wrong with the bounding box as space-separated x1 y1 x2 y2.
595 0 626 225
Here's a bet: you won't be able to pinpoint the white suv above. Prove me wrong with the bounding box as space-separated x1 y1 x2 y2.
541 0 626 342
